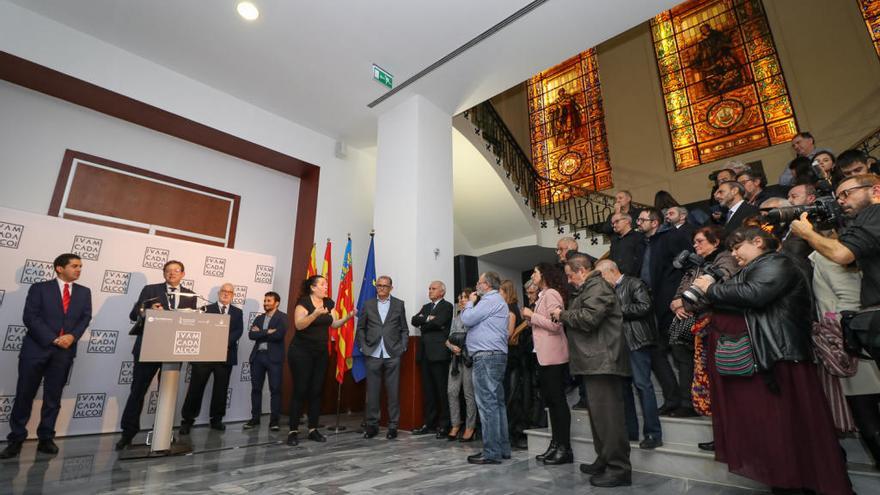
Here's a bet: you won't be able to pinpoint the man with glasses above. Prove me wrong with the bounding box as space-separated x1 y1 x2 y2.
118 260 197 450
180 282 244 434
600 190 641 235
357 276 409 440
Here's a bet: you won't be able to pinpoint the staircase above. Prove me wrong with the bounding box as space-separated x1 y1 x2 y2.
524 410 880 492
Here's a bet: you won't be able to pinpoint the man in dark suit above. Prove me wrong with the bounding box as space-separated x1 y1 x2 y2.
117 260 197 450
179 282 244 434
410 280 453 438
714 180 760 236
243 291 287 431
357 275 409 439
0 254 92 459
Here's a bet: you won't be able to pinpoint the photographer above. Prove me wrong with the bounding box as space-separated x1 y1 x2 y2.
691 226 852 495
791 174 880 366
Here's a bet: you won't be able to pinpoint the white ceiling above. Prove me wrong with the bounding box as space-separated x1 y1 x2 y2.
10 0 679 148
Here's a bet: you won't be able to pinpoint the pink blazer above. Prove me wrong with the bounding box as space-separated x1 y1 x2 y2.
529 288 569 366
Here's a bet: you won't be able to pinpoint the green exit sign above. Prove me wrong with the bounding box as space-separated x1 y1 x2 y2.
372 64 393 89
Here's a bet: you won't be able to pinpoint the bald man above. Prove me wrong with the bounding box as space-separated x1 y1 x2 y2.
411 281 454 437
180 282 244 433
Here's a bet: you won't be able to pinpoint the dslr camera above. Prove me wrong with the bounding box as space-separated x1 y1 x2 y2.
765 195 840 230
673 250 728 306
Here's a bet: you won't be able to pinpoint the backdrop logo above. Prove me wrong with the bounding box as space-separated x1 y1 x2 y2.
181 279 195 291
173 331 201 355
226 388 233 409
118 361 134 384
143 247 169 270
240 362 251 382
20 259 54 284
73 393 106 419
203 256 226 277
147 391 159 414
248 312 259 328
233 285 247 305
0 396 13 422
3 325 26 352
87 330 118 354
71 235 103 261
101 270 131 294
254 265 274 284
0 221 24 249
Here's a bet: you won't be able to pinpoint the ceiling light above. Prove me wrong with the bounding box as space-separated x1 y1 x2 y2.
236 2 259 21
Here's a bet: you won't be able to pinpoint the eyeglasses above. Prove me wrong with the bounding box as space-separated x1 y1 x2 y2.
837 184 871 200
636 218 652 223
376 284 391 288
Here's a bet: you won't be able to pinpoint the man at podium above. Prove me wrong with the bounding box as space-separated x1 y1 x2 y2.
117 260 197 450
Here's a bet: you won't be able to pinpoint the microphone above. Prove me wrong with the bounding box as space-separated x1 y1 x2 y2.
166 292 212 312
139 296 162 310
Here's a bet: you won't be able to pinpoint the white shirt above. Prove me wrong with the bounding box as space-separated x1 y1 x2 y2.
166 284 180 310
370 298 392 359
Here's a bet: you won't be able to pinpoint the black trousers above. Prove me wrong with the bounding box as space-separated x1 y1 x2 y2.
847 393 880 466
181 363 232 424
670 343 695 409
287 343 328 430
420 359 450 429
6 348 74 442
583 374 632 474
120 361 162 438
651 310 681 407
538 363 570 445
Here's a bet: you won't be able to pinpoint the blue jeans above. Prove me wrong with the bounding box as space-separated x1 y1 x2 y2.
472 351 511 460
623 347 662 440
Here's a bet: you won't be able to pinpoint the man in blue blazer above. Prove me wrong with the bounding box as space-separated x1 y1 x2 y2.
117 260 197 450
242 291 288 431
179 282 244 433
1 253 92 459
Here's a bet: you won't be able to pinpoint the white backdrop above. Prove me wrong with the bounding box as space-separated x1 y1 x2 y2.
0 206 276 439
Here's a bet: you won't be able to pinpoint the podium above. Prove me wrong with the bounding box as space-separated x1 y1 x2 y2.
121 308 229 459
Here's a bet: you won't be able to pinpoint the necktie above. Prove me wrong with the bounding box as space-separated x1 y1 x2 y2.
220 305 227 315
169 287 177 310
60 283 70 336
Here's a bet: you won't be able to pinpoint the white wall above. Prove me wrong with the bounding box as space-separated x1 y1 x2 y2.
477 259 526 295
0 1 377 301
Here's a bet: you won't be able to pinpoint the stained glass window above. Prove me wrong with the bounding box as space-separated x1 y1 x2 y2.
650 0 798 170
857 0 880 59
527 48 612 205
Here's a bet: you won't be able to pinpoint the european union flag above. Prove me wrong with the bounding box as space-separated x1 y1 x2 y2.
351 234 376 382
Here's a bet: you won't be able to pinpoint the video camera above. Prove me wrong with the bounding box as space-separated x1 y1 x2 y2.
673 250 728 306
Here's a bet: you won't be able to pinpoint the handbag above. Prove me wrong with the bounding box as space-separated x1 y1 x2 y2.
668 314 696 346
811 312 858 378
715 333 756 376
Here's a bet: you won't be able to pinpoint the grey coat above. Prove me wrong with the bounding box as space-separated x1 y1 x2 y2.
560 271 631 377
356 297 409 358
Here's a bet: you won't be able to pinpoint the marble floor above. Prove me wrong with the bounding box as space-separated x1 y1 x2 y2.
0 415 770 495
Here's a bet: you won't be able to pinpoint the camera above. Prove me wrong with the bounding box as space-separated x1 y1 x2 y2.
673 250 728 306
765 195 840 229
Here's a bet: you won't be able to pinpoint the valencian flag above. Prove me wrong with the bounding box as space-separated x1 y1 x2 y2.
306 243 317 278
334 237 354 383
352 233 377 383
321 239 334 354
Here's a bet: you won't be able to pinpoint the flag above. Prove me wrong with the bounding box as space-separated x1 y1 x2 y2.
334 237 354 383
351 233 377 383
306 243 317 278
322 239 334 353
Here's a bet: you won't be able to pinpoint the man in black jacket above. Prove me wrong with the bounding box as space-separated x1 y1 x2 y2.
609 213 645 277
714 181 760 236
411 281 453 438
244 292 288 431
597 260 662 450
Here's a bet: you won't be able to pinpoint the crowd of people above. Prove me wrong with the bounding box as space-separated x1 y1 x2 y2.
3 132 880 494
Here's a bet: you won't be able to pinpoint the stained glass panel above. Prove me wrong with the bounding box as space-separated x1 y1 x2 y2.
650 0 798 170
857 0 880 59
527 48 612 204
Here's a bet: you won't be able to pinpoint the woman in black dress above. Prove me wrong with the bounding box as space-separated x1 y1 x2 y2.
287 275 355 446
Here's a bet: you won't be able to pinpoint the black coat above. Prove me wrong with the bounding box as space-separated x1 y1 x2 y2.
719 201 760 237
204 302 244 366
609 230 645 277
706 252 813 372
129 282 197 360
614 276 657 351
411 299 453 362
644 225 692 321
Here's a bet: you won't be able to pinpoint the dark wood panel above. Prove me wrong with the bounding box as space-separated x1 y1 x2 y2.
62 213 150 234
155 230 226 247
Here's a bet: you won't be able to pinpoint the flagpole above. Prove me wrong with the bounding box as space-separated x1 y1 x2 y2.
325 378 346 434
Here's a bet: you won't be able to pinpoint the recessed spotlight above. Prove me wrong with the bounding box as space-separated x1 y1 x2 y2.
236 1 259 21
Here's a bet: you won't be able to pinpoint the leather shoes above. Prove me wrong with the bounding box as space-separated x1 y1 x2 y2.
468 456 501 465
179 424 191 435
308 429 327 442
242 419 260 430
386 428 398 439
657 403 677 416
435 428 448 439
37 439 59 455
579 460 607 475
536 440 558 462
0 441 22 459
210 421 226 431
698 441 715 451
363 427 379 439
286 431 299 446
589 471 632 487
543 444 573 465
467 452 485 461
639 436 663 450
411 425 432 435
115 435 133 451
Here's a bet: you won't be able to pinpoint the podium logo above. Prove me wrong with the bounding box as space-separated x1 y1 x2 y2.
181 279 195 291
101 270 131 294
240 362 251 382
21 259 54 284
143 247 169 270
233 285 247 306
118 361 134 384
147 390 159 414
3 325 26 352
173 330 201 355
73 393 106 419
0 395 13 422
254 265 274 284
71 235 103 261
87 330 118 354
226 388 232 409
203 256 226 277
0 221 24 249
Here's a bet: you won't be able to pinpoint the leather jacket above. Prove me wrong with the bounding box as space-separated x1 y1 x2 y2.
614 275 658 351
675 249 740 315
706 252 813 372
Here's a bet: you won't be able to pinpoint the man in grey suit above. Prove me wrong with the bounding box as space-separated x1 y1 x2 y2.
357 275 409 439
